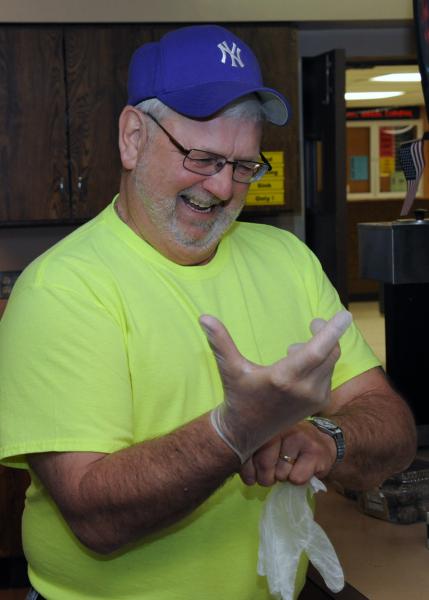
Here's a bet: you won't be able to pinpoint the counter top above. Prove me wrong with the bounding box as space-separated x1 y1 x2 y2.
315 487 429 600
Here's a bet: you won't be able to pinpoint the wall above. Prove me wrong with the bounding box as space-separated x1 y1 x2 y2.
0 226 77 271
0 0 414 23
0 226 78 316
299 25 415 58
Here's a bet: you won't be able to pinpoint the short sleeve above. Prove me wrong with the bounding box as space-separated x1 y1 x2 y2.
0 282 133 468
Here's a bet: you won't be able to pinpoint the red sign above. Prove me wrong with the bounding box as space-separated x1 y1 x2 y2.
379 128 395 157
347 107 420 120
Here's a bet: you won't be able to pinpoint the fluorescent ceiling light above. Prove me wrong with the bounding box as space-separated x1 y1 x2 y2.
371 73 421 82
345 91 405 100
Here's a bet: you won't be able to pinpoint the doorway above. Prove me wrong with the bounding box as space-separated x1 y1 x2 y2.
302 50 348 307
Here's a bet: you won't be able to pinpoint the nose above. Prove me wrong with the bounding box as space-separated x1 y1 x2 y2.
202 163 234 202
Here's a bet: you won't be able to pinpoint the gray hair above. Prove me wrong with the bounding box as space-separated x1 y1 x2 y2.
135 94 265 123
135 98 174 121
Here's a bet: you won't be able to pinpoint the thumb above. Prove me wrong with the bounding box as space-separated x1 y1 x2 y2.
199 315 246 376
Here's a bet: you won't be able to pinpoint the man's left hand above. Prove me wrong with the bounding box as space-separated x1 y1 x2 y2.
239 420 337 487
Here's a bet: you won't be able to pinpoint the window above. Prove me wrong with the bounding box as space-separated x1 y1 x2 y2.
346 120 423 200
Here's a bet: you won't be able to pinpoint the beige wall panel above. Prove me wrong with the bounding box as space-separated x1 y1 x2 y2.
0 0 413 23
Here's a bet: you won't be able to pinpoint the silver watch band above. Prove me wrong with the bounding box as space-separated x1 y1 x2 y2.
308 416 345 463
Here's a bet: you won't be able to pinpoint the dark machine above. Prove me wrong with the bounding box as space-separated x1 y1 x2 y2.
358 211 429 446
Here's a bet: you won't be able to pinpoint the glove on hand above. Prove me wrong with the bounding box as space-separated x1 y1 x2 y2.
201 310 352 463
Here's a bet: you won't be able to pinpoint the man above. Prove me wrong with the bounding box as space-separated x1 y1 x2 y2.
0 25 416 600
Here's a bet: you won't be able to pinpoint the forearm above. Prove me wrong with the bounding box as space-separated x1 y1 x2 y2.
326 391 417 490
30 414 240 554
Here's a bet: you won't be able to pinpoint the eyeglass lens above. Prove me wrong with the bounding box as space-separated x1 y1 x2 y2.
183 151 268 183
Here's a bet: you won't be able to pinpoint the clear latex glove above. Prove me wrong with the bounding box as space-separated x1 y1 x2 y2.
258 477 344 600
200 310 352 463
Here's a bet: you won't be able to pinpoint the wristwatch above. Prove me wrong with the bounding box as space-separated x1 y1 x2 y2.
308 416 345 463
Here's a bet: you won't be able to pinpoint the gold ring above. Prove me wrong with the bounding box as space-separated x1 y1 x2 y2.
281 455 296 465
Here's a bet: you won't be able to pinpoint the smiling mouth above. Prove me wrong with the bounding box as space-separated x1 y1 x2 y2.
180 194 223 213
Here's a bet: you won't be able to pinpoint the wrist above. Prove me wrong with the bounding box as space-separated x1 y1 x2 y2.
209 409 244 465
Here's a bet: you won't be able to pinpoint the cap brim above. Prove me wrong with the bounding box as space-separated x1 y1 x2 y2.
157 81 290 126
257 90 290 126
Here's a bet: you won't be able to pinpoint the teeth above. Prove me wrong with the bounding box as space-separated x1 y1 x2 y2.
190 199 213 209
181 195 216 211
190 203 211 212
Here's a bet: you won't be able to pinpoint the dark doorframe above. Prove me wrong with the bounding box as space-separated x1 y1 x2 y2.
303 50 348 307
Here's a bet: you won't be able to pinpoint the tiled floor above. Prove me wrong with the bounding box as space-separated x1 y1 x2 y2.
349 300 385 367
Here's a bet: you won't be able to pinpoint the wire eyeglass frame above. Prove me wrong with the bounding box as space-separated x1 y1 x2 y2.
142 112 272 184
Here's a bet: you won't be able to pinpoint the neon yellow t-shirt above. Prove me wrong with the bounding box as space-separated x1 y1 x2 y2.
0 199 380 599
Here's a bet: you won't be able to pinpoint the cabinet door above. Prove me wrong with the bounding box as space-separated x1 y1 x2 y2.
65 26 153 219
0 26 70 222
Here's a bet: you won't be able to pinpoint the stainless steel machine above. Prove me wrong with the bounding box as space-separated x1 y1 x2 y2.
358 209 429 446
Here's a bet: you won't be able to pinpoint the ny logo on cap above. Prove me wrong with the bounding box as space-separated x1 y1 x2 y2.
217 41 244 68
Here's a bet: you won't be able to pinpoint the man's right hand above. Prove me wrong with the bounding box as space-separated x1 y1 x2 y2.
200 310 352 463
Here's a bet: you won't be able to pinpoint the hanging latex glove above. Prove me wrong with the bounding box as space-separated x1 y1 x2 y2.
200 310 352 463
258 477 344 600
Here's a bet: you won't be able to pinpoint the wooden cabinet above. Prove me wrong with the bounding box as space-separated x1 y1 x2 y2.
64 26 153 219
0 27 69 222
0 24 300 224
0 25 152 223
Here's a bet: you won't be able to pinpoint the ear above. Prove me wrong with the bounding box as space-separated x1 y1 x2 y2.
118 107 147 170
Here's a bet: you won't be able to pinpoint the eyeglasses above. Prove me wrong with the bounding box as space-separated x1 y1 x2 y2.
142 112 272 184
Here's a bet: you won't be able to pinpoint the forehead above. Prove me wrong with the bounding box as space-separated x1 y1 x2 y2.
164 113 263 156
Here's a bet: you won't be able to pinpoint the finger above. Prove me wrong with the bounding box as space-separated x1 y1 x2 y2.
312 310 352 346
275 432 301 481
275 453 297 481
252 437 282 487
288 322 330 356
289 319 330 355
323 310 352 339
199 315 245 373
239 458 256 486
279 429 334 485
310 318 326 335
297 310 352 368
277 444 318 486
288 456 319 486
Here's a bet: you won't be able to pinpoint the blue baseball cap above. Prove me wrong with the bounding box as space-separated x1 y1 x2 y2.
127 25 290 126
